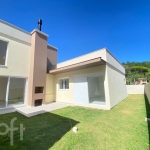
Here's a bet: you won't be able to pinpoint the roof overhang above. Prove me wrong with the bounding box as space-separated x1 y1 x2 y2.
49 57 106 74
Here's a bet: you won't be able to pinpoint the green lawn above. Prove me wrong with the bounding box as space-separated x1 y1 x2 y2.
0 95 149 150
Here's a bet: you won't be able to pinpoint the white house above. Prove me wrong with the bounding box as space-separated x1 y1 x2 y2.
0 19 127 112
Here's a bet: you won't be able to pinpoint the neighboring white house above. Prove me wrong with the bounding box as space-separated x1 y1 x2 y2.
135 78 148 85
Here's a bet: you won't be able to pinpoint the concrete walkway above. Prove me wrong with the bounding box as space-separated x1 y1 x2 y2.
0 102 71 117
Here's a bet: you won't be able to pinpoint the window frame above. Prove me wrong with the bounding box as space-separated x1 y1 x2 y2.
0 76 27 109
0 38 9 67
58 78 69 90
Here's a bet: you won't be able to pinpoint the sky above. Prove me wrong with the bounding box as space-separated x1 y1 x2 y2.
1 0 150 63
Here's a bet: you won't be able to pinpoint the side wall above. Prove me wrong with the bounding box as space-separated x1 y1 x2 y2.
106 64 127 108
47 45 57 72
54 65 110 109
0 77 7 101
127 85 145 94
106 50 125 74
0 34 31 77
46 74 54 103
0 20 31 44
145 84 150 103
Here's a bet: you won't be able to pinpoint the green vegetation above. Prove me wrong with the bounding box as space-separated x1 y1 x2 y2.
8 99 23 105
122 61 150 84
0 95 149 149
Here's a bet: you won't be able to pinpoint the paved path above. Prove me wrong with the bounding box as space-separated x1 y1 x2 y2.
0 102 71 117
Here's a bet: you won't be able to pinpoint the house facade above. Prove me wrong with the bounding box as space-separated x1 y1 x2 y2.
135 78 148 85
0 19 127 110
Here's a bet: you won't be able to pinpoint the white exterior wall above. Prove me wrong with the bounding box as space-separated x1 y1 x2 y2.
56 48 126 109
0 20 31 44
57 48 125 74
106 50 125 74
0 20 31 77
54 65 111 110
127 85 145 94
0 34 31 77
145 84 150 104
106 64 127 109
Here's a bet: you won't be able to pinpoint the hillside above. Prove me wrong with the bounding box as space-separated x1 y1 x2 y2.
122 61 150 85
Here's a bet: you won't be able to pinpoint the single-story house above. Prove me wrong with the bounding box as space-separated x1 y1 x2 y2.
0 19 127 111
135 78 148 85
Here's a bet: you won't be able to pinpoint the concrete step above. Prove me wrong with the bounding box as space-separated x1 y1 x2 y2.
15 102 71 117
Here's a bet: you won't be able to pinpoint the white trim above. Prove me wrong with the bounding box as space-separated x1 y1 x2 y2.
58 77 69 80
4 41 9 66
0 38 9 67
58 89 69 91
105 48 125 68
57 48 106 65
24 78 28 105
0 75 28 78
5 77 10 107
47 44 58 50
31 29 49 37
103 79 109 108
0 19 31 35
0 37 9 43
0 32 31 46
58 77 69 90
10 76 27 79
0 76 27 108
0 65 7 68
87 73 106 106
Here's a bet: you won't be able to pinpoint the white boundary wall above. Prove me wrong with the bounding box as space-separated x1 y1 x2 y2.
126 85 145 94
145 84 150 103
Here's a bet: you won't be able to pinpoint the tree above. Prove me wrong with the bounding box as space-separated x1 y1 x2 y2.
122 62 150 84
130 66 149 74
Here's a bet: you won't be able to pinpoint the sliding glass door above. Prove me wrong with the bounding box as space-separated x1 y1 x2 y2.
0 76 26 108
88 76 106 105
0 77 8 108
8 77 26 106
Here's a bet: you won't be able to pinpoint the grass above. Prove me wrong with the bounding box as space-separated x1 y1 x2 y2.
0 94 149 150
8 98 23 104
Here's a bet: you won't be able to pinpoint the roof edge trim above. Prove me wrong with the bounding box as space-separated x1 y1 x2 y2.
47 44 58 50
57 47 106 65
0 19 31 35
31 29 49 37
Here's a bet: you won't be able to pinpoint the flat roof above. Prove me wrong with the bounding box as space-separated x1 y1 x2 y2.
49 57 106 74
0 19 31 35
47 44 58 51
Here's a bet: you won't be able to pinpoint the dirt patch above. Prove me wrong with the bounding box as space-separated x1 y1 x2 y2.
121 110 132 115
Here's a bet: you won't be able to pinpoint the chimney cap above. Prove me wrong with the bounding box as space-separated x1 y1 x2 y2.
38 19 42 25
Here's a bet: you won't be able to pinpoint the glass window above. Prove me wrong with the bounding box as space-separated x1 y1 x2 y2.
8 77 26 106
0 76 26 108
59 78 69 89
0 40 8 65
0 77 8 108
